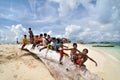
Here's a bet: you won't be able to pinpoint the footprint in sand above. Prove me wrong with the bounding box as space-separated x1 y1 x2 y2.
0 55 3 58
6 54 16 60
0 69 4 73
0 50 3 52
13 74 18 78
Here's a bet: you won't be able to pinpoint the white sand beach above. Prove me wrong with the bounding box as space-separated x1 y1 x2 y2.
0 44 55 80
0 44 120 80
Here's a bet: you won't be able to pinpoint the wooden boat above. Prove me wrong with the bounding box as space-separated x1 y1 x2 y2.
19 44 103 80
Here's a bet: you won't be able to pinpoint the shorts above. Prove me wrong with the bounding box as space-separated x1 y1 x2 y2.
60 51 64 56
60 51 68 57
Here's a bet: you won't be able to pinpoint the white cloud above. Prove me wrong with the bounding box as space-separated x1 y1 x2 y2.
0 24 27 43
47 30 53 35
58 0 79 17
65 24 81 39
10 24 27 39
50 0 95 17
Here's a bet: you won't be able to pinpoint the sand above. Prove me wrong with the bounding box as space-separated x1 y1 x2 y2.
0 44 55 80
0 44 120 80
65 43 120 80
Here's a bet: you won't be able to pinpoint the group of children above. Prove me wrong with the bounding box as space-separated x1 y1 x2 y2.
59 43 97 68
21 28 98 70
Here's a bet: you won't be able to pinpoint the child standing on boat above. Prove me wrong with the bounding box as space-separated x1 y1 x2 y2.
59 42 68 65
64 43 81 62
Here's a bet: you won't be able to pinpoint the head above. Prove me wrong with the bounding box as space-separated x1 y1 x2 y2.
82 48 88 55
60 41 63 47
73 43 77 49
47 35 50 39
56 38 60 43
60 41 63 44
29 28 31 30
52 37 56 41
44 33 47 37
24 35 27 38
40 34 43 37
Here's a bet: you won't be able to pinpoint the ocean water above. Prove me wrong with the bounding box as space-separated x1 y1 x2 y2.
87 43 120 62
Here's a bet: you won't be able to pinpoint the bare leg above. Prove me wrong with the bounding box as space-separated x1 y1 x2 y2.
21 44 26 50
45 48 49 58
39 47 47 52
59 55 63 65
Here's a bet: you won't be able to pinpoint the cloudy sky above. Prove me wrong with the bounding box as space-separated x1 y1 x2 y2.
0 0 120 43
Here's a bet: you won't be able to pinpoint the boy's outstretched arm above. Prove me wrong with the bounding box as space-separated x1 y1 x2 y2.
63 45 68 48
77 49 82 53
88 56 98 66
63 48 72 50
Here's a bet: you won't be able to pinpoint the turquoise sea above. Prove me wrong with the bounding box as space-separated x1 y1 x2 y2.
86 42 120 61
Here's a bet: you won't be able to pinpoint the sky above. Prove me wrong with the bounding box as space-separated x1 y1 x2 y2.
0 0 120 43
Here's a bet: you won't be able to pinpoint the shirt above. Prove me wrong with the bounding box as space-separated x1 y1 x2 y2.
22 38 28 44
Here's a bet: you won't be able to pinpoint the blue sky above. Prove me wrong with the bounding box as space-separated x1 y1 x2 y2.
0 0 120 43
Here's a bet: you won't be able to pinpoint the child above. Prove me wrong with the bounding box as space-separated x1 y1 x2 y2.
39 36 53 52
28 28 34 43
36 34 43 46
42 33 48 46
80 48 98 67
74 54 84 67
32 35 40 49
64 43 81 62
59 42 68 65
21 35 28 50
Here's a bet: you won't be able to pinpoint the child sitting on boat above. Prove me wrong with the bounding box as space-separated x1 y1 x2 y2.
21 35 28 50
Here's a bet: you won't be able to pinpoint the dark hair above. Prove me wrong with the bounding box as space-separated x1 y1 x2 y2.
47 35 50 38
73 43 77 46
83 48 88 53
29 28 31 30
56 38 60 42
35 35 38 37
60 41 63 44
52 37 56 40
40 34 43 37
24 35 27 37
44 33 47 36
